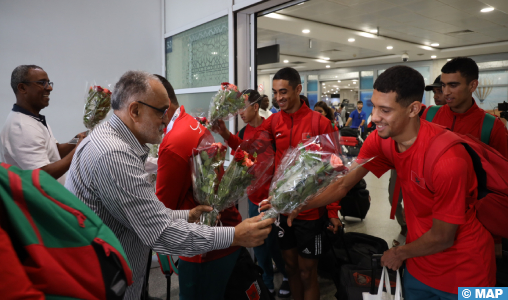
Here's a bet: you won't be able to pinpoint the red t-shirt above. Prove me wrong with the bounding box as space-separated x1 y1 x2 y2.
358 120 496 293
421 99 508 159
156 106 241 263
227 101 337 220
234 122 274 206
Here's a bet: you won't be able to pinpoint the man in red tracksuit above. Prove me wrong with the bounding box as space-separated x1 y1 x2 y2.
287 65 495 299
155 77 264 300
421 57 508 258
215 67 338 300
421 57 508 158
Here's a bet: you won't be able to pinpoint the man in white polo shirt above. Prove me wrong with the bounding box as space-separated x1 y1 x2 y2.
0 65 85 185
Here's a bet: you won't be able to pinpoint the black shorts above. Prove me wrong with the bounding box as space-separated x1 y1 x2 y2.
277 214 330 259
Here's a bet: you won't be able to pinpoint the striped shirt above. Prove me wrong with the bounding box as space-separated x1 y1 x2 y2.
65 113 235 299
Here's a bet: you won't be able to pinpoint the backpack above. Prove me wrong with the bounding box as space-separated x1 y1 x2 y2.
425 105 496 144
381 128 508 239
0 163 133 299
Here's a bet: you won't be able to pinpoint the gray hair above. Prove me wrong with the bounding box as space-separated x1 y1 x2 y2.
11 65 43 95
111 71 159 110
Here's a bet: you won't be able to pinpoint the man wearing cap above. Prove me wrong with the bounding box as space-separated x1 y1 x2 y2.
425 75 446 106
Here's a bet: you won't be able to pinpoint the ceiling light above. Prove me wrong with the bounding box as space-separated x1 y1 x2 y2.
421 46 433 50
353 82 357 84
335 76 338 78
431 55 437 59
430 43 439 47
283 60 289 63
370 29 378 33
348 84 350 86
481 7 494 12
338 80 341 82
447 58 451 61
302 29 310 33
348 38 355 42
387 46 393 50
322 57 330 60
322 83 325 85
326 65 330 68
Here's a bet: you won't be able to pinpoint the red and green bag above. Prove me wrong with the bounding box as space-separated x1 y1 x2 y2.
0 163 133 300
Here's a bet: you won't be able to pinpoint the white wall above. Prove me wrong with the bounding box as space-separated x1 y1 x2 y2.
0 0 163 143
165 0 232 34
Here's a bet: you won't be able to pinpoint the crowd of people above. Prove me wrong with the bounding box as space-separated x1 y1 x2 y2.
1 56 507 300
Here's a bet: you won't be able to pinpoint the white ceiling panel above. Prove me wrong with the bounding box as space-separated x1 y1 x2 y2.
257 0 508 72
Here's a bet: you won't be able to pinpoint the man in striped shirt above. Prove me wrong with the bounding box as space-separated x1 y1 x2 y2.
65 71 274 300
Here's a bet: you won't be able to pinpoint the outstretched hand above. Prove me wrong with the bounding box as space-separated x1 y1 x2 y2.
232 214 274 248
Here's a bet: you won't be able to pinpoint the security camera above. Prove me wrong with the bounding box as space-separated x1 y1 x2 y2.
401 53 409 62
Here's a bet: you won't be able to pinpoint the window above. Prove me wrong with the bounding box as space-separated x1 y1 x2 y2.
165 16 229 90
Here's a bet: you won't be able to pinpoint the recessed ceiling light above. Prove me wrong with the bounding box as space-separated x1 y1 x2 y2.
353 82 357 84
302 29 310 33
323 57 330 60
421 46 433 50
335 76 338 78
431 55 437 59
338 80 341 82
283 60 289 63
387 46 393 50
326 65 330 68
430 43 439 47
370 29 378 33
481 7 494 12
348 84 350 86
348 38 355 42
322 83 325 85
447 58 451 61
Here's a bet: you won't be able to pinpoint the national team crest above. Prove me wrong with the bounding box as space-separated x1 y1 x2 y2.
411 171 426 189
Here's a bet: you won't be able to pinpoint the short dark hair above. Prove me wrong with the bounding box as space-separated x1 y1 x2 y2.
273 67 301 89
340 104 345 109
373 65 424 107
357 100 363 105
241 89 261 104
441 57 479 84
299 95 310 107
154 74 178 106
314 101 334 121
11 65 43 95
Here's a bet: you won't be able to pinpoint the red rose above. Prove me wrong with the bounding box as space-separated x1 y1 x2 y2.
234 150 245 162
248 153 255 162
221 82 230 86
95 85 104 93
305 143 321 152
206 145 218 157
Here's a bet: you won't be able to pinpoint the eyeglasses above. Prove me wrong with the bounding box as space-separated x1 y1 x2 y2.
137 101 168 119
21 80 53 88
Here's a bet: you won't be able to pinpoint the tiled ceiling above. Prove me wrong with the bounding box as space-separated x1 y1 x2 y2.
257 0 508 72
275 0 508 48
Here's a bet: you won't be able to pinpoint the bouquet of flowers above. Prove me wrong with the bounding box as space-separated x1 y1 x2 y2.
83 84 112 131
262 131 374 220
190 140 228 221
206 82 247 129
212 133 274 223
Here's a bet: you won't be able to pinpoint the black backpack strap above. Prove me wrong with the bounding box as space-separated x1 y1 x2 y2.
238 126 247 141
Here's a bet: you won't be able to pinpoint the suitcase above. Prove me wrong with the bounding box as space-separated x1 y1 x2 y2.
341 127 360 137
341 136 359 147
340 189 370 220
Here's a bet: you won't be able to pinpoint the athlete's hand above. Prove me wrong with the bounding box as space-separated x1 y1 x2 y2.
287 204 307 227
211 120 231 140
381 247 404 271
327 218 343 234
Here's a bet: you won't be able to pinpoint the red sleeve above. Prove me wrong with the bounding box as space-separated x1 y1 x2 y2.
431 146 472 224
227 115 276 149
155 148 193 210
0 227 45 300
357 133 393 178
488 118 508 159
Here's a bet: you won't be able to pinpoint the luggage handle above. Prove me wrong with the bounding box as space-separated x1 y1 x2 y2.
370 254 383 294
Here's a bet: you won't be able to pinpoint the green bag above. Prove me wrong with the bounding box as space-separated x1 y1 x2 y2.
0 163 133 300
